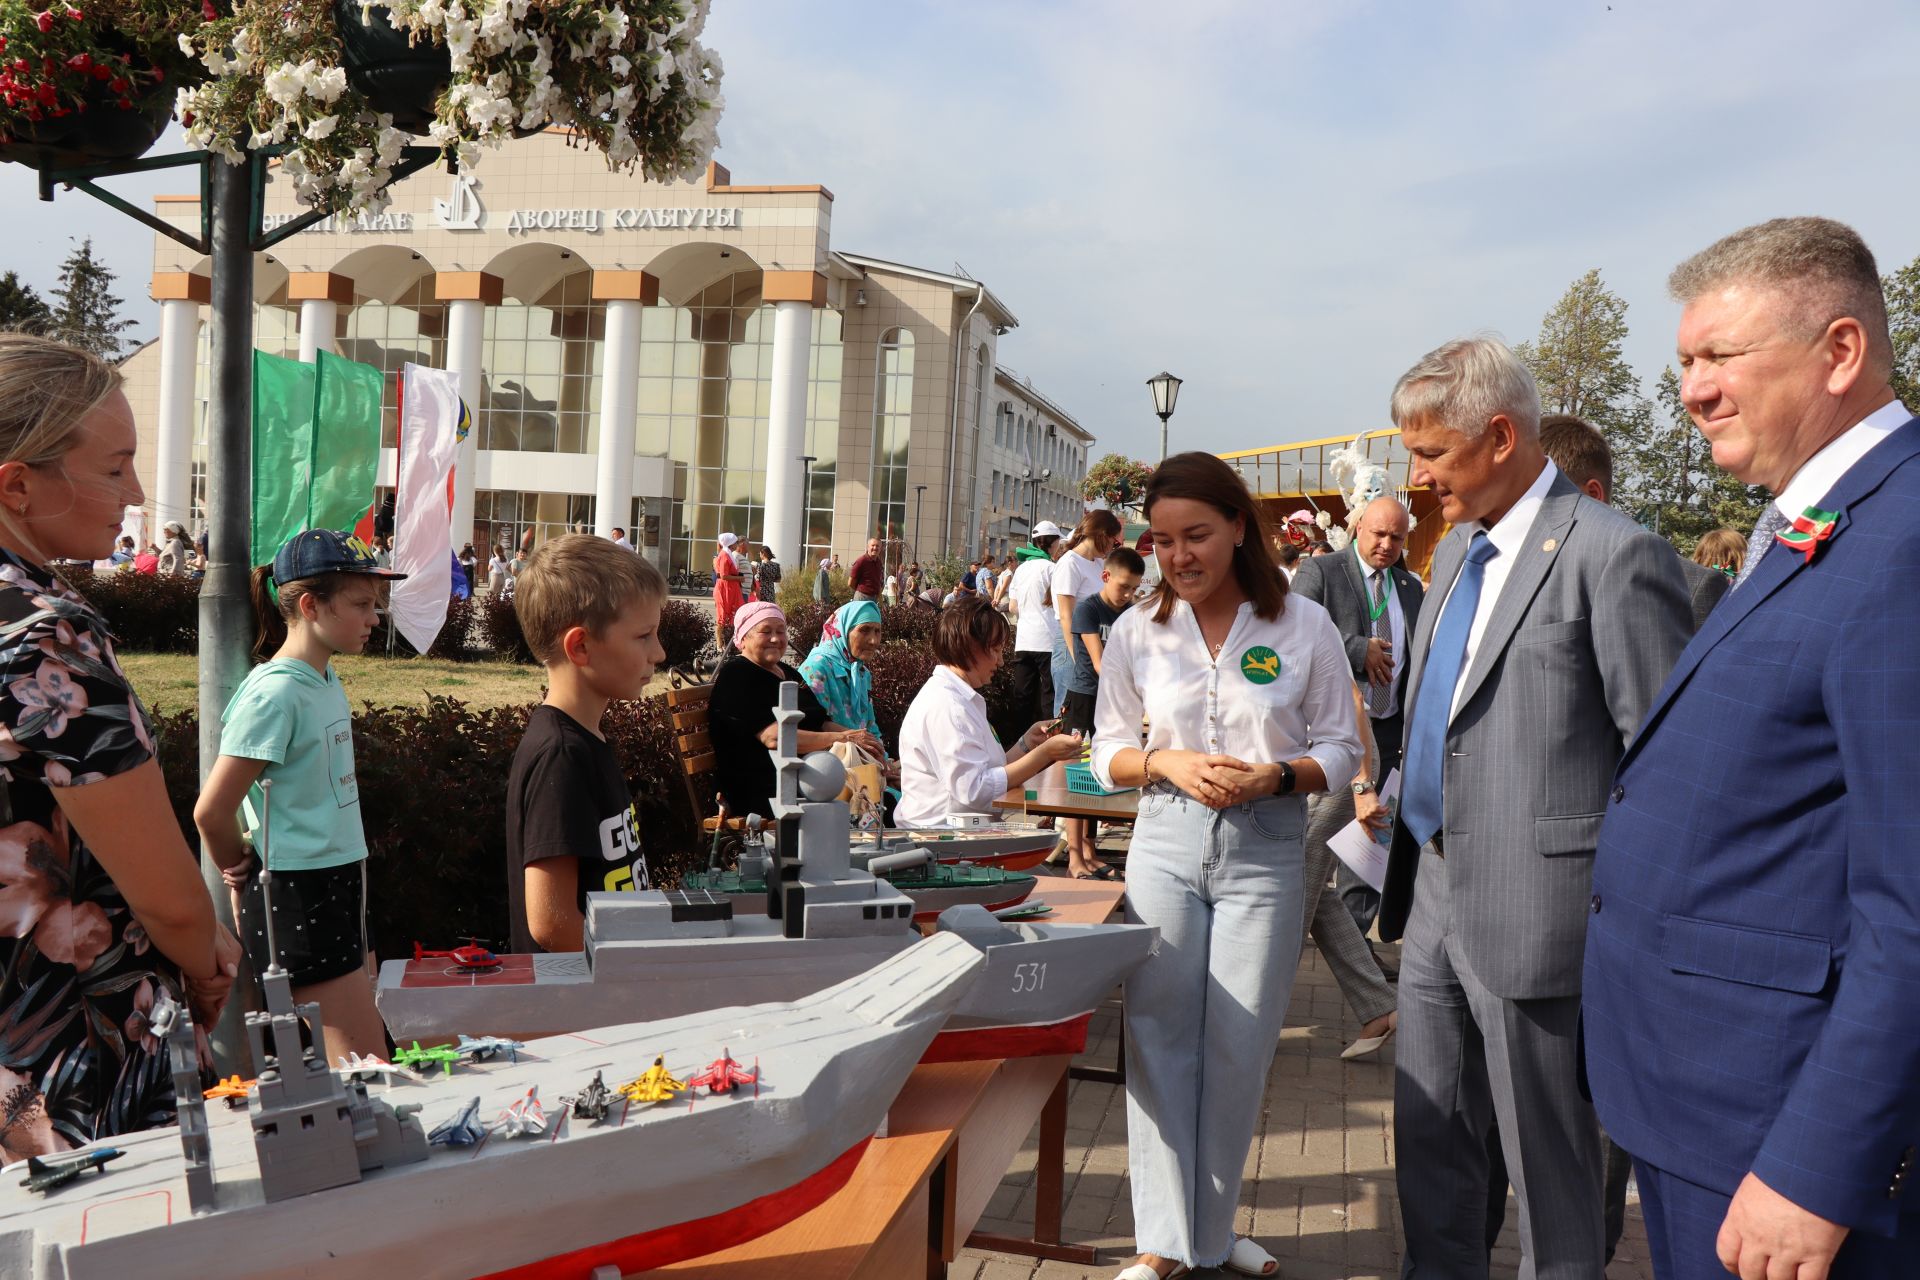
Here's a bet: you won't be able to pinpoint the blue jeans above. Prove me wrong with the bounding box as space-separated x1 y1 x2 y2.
1049 629 1073 718
1122 785 1307 1269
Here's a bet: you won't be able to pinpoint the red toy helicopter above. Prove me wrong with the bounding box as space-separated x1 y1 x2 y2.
686 1048 760 1097
411 938 503 973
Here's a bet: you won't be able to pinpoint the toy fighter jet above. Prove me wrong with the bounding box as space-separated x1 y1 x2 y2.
493 1087 546 1138
336 1053 412 1084
561 1072 616 1124
411 939 503 973
428 1097 487 1147
202 1075 258 1109
455 1034 525 1064
686 1049 759 1097
617 1058 686 1106
19 1149 124 1194
392 1041 462 1077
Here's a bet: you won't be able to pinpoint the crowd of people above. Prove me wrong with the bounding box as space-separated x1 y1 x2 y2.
0 212 1913 1280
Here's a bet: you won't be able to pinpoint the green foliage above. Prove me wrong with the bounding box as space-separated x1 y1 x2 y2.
1081 453 1155 512
0 271 49 333
1887 255 1920 413
777 563 851 616
152 692 705 956
61 566 200 653
1616 368 1768 551
48 239 133 360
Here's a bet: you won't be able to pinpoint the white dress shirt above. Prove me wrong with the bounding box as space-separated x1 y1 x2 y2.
1428 459 1559 722
1774 399 1914 519
1010 555 1060 652
1354 543 1407 718
896 664 1010 826
1089 595 1363 793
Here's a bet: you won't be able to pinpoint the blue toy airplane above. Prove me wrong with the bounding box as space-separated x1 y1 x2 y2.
455 1034 525 1064
428 1097 487 1147
20 1149 124 1193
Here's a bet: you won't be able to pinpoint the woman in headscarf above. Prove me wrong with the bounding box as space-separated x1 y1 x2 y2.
708 602 884 819
798 599 891 771
712 532 745 635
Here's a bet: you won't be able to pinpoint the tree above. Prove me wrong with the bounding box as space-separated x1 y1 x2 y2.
1514 269 1643 427
1887 254 1920 412
48 239 135 360
1080 453 1155 513
0 272 50 334
1624 367 1767 551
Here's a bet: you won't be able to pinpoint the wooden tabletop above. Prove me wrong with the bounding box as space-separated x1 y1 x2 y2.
658 876 1127 1277
994 761 1142 821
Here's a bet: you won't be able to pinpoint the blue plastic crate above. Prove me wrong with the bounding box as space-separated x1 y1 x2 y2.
1064 761 1136 796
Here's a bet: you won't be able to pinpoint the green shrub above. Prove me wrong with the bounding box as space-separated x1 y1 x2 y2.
150 692 706 957
62 566 200 652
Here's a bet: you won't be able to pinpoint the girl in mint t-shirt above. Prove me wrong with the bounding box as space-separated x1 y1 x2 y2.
193 530 405 1059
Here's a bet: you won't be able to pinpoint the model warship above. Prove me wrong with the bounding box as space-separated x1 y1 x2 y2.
0 923 986 1279
379 683 1157 1062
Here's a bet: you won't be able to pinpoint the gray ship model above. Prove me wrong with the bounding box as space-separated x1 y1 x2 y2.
378 682 1157 1062
0 928 985 1279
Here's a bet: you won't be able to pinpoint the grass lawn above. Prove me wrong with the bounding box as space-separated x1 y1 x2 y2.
118 651 555 713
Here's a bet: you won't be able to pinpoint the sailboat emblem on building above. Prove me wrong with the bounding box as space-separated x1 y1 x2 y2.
435 174 483 231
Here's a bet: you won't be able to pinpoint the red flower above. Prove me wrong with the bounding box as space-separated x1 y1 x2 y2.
33 11 52 33
202 0 217 17
66 54 91 71
64 8 83 20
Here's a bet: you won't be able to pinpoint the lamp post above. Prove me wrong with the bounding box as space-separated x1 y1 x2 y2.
912 483 927 564
1147 370 1183 462
1025 466 1052 534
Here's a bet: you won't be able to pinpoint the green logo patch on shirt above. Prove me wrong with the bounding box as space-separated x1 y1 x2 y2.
1240 646 1281 684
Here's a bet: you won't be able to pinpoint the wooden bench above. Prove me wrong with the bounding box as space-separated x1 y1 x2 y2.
664 679 736 835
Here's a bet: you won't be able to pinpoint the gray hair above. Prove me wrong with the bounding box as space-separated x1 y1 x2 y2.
1669 217 1890 367
1389 335 1540 440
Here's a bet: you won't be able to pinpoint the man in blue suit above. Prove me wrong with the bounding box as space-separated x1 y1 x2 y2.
1586 216 1920 1280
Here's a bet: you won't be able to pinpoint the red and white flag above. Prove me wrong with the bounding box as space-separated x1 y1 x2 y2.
390 364 463 654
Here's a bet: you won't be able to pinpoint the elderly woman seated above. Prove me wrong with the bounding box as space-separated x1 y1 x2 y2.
797 600 894 769
709 601 884 819
896 597 1083 826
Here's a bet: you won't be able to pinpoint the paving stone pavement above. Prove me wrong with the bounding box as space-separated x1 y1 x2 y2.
954 939 1658 1280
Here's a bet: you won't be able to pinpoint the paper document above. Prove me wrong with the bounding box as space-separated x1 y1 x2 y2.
1327 769 1399 893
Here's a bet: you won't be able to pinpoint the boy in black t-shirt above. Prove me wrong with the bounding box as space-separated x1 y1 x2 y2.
506 535 668 951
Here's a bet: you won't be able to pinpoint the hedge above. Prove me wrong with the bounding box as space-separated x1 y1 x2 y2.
59 566 713 670
152 693 703 958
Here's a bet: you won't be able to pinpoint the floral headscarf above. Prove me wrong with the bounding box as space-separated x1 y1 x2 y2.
799 599 885 749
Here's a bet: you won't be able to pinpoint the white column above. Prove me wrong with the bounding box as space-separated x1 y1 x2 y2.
762 299 813 562
297 297 338 363
446 297 486 547
592 297 643 539
153 297 199 532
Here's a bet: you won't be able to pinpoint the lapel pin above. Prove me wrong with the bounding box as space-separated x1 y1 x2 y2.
1542 538 1559 553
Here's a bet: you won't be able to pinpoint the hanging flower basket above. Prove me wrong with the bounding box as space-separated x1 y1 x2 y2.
0 2 203 172
330 0 446 135
179 0 725 219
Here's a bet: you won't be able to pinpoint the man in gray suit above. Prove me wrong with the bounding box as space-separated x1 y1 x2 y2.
1381 337 1691 1279
1291 496 1424 939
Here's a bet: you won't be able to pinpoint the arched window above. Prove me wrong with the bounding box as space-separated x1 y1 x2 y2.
868 327 914 551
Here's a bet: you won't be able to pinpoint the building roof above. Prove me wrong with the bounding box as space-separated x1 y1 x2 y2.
832 252 1019 330
994 365 1092 443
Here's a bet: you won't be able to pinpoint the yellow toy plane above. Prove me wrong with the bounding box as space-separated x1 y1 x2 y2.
617 1057 686 1105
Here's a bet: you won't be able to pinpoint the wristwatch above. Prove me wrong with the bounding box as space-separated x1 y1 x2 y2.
1275 760 1297 796
1351 779 1376 797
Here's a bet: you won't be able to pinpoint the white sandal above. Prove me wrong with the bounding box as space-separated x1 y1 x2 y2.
1223 1235 1280 1276
1112 1264 1190 1280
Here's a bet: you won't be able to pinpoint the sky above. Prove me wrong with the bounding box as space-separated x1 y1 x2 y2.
3 0 1916 463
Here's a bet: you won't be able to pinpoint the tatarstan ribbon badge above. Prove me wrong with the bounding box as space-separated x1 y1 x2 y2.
1775 505 1840 564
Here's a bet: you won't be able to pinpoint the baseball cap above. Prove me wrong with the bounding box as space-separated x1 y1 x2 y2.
271 529 407 585
1032 520 1064 539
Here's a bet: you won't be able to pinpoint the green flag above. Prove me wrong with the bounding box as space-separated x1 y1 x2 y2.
251 350 382 569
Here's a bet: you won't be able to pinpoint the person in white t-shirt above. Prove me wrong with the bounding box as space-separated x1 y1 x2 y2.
1050 510 1123 877
1006 521 1065 730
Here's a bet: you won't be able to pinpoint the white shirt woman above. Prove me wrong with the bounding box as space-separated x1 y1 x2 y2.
1090 452 1359 1280
896 598 1082 827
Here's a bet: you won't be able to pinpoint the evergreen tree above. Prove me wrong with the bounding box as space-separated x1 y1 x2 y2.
48 239 135 360
0 272 50 334
1630 366 1767 551
1886 254 1920 412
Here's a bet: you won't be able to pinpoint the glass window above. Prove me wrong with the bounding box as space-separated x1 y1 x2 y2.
868 327 914 559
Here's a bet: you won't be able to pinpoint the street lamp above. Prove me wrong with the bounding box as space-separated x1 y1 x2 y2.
912 483 927 564
1147 371 1183 462
1024 466 1052 535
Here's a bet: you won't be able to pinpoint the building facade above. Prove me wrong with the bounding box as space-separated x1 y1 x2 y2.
974 368 1093 560
118 133 1093 575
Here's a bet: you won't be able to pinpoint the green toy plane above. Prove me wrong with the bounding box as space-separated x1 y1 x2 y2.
392 1041 461 1077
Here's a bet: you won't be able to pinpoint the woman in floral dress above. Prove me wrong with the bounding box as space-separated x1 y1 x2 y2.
0 335 239 1160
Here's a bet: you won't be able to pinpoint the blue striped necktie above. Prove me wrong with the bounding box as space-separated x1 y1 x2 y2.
1399 533 1499 849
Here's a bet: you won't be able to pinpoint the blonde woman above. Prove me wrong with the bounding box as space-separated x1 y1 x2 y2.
0 335 240 1158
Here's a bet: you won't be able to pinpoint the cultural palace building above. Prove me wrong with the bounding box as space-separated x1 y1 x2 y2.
118 131 1095 575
